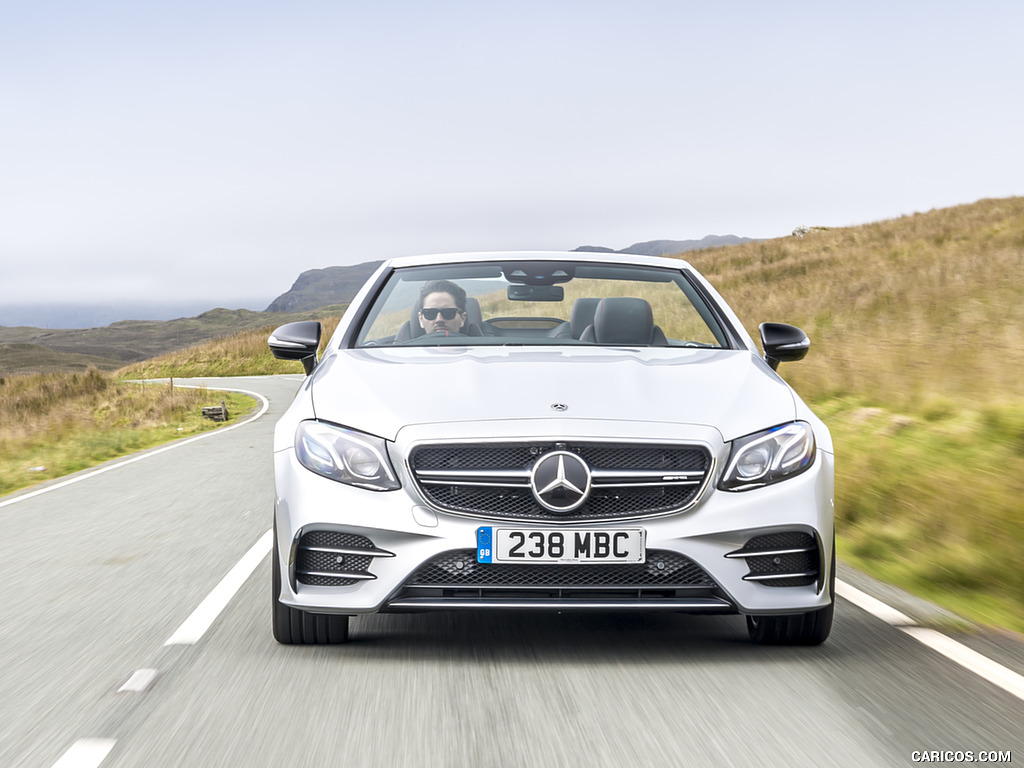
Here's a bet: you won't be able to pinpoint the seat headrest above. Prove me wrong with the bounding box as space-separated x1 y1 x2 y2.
569 297 601 338
592 297 655 344
465 297 483 328
406 299 425 338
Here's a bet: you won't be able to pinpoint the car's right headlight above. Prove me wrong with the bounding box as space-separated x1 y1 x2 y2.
719 421 816 491
294 420 400 491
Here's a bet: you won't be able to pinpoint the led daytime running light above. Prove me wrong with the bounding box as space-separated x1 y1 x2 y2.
721 422 815 491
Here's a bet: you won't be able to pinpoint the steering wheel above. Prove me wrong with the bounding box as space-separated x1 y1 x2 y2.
397 330 467 345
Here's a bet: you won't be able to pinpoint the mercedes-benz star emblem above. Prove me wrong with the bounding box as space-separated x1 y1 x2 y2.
530 450 592 513
551 403 568 412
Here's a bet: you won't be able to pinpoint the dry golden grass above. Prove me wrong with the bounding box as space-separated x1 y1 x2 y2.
685 197 1024 408
681 197 1024 632
117 317 342 379
0 369 256 495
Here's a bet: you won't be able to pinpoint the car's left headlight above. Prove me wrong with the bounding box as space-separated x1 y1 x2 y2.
294 420 400 491
720 421 816 491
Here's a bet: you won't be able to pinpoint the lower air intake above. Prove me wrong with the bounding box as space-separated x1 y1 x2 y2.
727 532 819 587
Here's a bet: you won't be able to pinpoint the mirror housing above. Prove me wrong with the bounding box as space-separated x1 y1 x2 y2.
507 284 564 302
269 321 322 375
759 322 810 370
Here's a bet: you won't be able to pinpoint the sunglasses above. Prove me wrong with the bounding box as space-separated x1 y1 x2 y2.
420 307 460 320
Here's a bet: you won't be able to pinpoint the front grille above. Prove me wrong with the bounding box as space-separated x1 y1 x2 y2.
726 532 819 587
295 531 394 587
397 548 717 593
408 440 712 522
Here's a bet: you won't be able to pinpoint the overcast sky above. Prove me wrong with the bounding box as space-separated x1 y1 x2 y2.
2 0 1022 321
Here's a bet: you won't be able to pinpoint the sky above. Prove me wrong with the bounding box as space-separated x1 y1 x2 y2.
2 0 1022 325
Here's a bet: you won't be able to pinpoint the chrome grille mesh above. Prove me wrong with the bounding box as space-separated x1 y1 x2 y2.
413 444 533 470
409 440 712 522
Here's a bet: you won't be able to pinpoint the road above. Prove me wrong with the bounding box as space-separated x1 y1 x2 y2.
1 375 1021 768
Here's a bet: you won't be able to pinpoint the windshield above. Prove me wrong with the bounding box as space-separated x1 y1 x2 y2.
353 260 731 349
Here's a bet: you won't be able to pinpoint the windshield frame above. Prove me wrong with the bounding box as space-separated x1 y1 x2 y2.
346 259 740 351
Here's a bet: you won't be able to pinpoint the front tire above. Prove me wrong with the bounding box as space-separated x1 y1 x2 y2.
272 528 349 644
746 538 835 646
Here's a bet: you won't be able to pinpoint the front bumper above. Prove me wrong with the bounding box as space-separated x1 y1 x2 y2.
274 425 834 618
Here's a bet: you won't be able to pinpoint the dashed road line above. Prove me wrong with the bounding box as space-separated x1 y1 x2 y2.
48 528 273 768
51 739 116 768
35 382 275 768
116 669 160 694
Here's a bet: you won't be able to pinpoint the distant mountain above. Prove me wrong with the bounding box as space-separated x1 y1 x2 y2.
265 261 383 313
574 235 756 257
572 245 617 253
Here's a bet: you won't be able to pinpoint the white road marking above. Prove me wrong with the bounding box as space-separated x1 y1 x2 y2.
32 381 280 768
901 626 1024 702
164 529 273 646
49 529 273 765
116 668 159 694
837 579 1024 702
0 386 269 511
51 739 116 768
835 580 915 626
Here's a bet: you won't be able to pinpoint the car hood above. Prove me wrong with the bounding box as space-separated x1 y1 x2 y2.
306 347 798 442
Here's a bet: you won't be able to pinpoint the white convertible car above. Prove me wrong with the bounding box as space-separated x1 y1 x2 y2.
269 251 835 645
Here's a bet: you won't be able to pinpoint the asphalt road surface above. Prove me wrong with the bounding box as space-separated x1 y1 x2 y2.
2 375 1021 768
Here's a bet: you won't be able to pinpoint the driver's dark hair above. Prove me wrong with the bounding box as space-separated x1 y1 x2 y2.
419 279 466 312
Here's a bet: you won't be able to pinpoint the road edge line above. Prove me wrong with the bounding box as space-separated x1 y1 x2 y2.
837 578 1024 703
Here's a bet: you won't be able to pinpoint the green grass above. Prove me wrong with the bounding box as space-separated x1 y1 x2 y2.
818 397 1024 633
116 318 341 379
681 196 1024 634
0 371 257 496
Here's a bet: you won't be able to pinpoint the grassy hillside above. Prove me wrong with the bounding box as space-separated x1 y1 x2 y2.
117 316 343 379
0 342 124 373
688 198 1024 408
684 197 1024 632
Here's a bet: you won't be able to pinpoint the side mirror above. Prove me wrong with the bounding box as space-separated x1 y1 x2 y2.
759 322 809 370
268 321 322 375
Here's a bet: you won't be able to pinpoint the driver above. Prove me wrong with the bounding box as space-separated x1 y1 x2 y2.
418 280 467 335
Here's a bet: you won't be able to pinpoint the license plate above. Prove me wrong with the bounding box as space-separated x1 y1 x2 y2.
477 527 645 564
